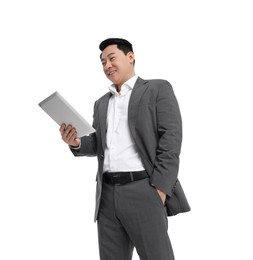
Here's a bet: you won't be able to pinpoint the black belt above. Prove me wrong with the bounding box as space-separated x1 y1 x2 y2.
103 171 149 186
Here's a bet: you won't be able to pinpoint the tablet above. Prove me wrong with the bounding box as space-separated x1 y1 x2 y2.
38 91 95 137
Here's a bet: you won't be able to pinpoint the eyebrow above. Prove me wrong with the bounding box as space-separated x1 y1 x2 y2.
100 52 116 61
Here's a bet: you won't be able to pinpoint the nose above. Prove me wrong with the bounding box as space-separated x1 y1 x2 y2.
104 60 112 70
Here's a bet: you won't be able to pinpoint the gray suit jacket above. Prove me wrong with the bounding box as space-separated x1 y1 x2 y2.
71 77 190 221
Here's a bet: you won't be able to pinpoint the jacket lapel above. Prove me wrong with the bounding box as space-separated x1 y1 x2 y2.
128 77 149 141
98 77 148 150
98 92 111 150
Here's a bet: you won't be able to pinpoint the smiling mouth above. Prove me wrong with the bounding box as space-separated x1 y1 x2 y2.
108 70 116 76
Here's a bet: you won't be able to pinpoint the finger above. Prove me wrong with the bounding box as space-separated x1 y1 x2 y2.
69 130 78 143
65 128 77 142
156 189 166 205
68 128 76 139
60 123 66 135
65 124 73 133
62 125 73 140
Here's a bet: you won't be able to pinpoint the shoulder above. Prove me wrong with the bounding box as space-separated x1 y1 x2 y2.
94 91 111 105
138 77 172 89
138 77 173 96
147 79 172 88
96 91 111 103
92 91 111 113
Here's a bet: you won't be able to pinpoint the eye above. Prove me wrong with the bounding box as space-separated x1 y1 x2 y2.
110 57 115 62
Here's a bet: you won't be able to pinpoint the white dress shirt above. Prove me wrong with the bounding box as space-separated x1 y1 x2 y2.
103 75 145 173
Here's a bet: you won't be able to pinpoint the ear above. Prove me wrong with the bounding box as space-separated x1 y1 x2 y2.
127 51 135 64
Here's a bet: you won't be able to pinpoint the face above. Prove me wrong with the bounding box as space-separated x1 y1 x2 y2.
101 44 135 87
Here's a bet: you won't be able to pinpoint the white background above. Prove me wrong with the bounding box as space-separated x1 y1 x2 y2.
1 0 253 259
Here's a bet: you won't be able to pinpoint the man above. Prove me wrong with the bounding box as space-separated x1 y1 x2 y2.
60 38 190 260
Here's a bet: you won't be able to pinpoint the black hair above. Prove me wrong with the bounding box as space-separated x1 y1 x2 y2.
99 38 134 55
99 38 135 65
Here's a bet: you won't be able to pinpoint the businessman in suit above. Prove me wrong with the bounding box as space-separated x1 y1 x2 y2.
60 38 190 260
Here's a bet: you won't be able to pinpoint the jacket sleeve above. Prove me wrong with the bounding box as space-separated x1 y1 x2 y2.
70 132 97 157
70 101 98 157
149 81 182 197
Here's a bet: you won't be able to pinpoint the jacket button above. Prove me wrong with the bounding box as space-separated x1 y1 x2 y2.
100 154 104 158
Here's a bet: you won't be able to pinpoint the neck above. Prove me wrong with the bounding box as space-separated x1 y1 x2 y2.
116 73 135 93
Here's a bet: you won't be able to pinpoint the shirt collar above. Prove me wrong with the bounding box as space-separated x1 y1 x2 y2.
108 75 138 95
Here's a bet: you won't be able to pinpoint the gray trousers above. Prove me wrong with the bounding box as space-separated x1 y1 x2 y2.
97 178 175 260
